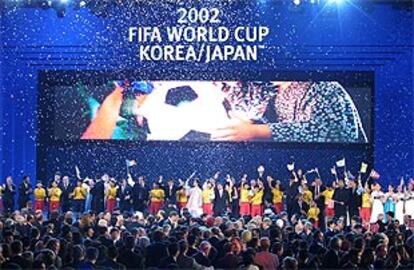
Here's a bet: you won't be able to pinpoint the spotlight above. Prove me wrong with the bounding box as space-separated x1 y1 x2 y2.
329 0 343 4
293 0 301 6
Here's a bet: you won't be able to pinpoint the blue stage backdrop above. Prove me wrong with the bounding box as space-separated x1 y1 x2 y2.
0 1 413 185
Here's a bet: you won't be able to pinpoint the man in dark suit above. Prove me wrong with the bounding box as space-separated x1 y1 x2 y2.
132 176 148 212
323 237 342 269
291 194 309 217
98 246 126 270
311 177 326 229
3 176 16 213
9 240 32 269
348 179 362 219
77 247 99 270
117 235 143 269
160 242 180 269
145 230 168 268
193 241 213 268
164 178 177 204
286 175 301 218
333 179 350 219
163 211 179 230
215 242 240 269
18 176 32 210
177 240 204 270
118 179 132 213
90 176 105 214
213 183 229 216
60 176 73 213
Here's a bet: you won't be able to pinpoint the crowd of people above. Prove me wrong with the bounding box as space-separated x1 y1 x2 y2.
0 167 414 269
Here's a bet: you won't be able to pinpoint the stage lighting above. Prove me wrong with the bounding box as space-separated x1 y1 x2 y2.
329 0 343 5
293 0 301 6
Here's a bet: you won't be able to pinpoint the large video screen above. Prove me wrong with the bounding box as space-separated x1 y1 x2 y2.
44 74 372 143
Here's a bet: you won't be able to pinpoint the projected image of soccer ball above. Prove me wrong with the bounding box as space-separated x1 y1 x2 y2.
137 81 239 141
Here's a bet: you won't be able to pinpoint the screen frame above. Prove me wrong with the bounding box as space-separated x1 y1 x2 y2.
38 69 375 147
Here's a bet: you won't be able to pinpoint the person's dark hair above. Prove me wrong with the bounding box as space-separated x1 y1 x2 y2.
282 256 298 270
329 237 341 250
223 242 232 253
85 247 99 262
72 245 85 261
152 230 164 242
10 240 23 255
98 226 107 235
124 235 136 250
187 234 198 247
41 248 56 267
241 248 256 266
46 238 60 252
169 211 178 218
353 237 365 251
109 225 119 233
271 241 283 255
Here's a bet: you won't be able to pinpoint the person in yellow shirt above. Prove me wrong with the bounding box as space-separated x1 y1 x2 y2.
48 181 62 212
106 180 118 212
239 181 251 217
307 200 321 228
251 184 264 217
70 179 87 214
34 182 46 212
149 182 165 215
271 180 284 214
202 181 215 215
176 185 188 211
322 184 335 219
360 184 372 225
302 184 313 206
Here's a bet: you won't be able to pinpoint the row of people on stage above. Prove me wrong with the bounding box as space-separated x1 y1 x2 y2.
1 169 414 229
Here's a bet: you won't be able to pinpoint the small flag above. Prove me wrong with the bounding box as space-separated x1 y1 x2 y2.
336 158 346 167
306 169 315 174
126 159 137 167
369 169 380 179
331 166 337 175
287 162 295 171
400 176 404 186
75 166 81 179
360 163 368 173
257 165 265 174
347 171 356 180
357 185 364 195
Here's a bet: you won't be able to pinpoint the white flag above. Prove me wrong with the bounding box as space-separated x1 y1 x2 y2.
336 158 346 167
75 166 81 179
287 162 295 171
